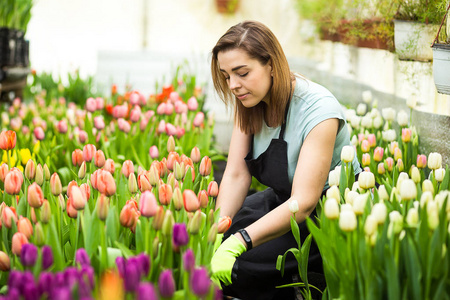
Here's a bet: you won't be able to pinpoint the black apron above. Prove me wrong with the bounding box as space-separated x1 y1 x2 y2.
222 102 325 300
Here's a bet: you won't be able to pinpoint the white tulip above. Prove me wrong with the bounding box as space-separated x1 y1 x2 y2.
345 109 356 122
373 116 383 129
361 115 373 128
326 185 341 201
427 200 439 230
428 152 442 170
353 193 369 215
341 203 353 212
341 145 355 163
324 197 340 220
396 172 410 188
358 171 375 190
288 199 299 214
339 210 357 232
362 90 373 104
435 191 450 210
372 202 388 224
388 211 403 235
406 208 419 227
350 115 361 129
434 168 445 182
364 215 378 236
382 129 396 142
397 110 409 126
400 179 417 201
420 191 434 208
422 179 435 194
378 185 389 201
356 103 368 116
406 95 417 109
411 166 421 184
382 107 396 122
345 190 359 205
328 169 340 187
351 135 358 147
370 108 380 118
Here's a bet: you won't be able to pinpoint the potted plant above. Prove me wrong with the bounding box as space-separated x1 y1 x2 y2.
431 2 450 95
393 0 447 61
215 0 240 14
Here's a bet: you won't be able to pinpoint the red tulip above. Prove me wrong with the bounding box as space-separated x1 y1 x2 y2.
72 149 84 167
11 232 28 256
183 189 200 212
159 184 173 206
0 130 16 150
27 183 44 208
199 156 212 177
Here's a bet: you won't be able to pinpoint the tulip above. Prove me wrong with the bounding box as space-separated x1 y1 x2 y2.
34 126 45 140
139 191 158 217
0 251 10 271
362 153 371 167
324 198 339 219
138 172 152 192
422 179 434 194
136 283 158 300
188 211 203 234
218 216 232 233
173 223 189 247
341 145 355 163
72 149 84 167
118 118 131 133
190 147 201 164
399 179 417 201
83 144 96 162
326 186 340 202
401 128 412 143
66 197 78 218
159 184 173 206
193 112 205 127
91 150 106 169
27 182 44 208
0 206 16 229
406 208 419 227
339 210 357 232
104 158 115 174
34 163 44 186
388 211 403 236
428 152 442 170
121 160 134 178
4 169 23 195
33 222 45 247
173 161 185 181
397 110 408 126
152 206 165 231
97 170 117 196
162 210 175 236
183 249 195 272
198 190 209 208
0 163 8 182
24 159 36 180
416 154 427 169
0 130 16 150
344 190 357 205
207 223 218 243
207 181 219 197
12 232 28 256
385 157 394 172
199 156 212 177
360 140 370 153
120 200 140 231
96 194 110 221
373 147 384 162
70 186 86 210
148 164 160 186
427 201 439 230
17 216 33 238
167 135 176 153
190 267 211 297
78 161 87 180
20 243 38 267
364 215 377 236
358 171 375 190
78 130 88 143
372 202 387 224
411 166 421 183
353 193 369 215
183 189 200 212
75 248 91 267
80 183 90 202
187 96 198 111
158 270 175 298
41 246 53 270
149 145 159 159
434 168 445 182
377 163 385 175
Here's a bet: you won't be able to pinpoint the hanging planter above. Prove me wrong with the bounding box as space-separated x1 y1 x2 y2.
394 19 439 61
215 0 240 14
431 2 450 95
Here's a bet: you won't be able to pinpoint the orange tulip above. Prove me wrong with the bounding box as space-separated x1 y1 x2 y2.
27 182 44 208
180 154 194 169
1 206 18 228
97 170 116 196
166 152 180 171
218 216 232 233
138 172 152 192
83 144 96 162
199 156 212 177
190 146 201 164
94 150 106 168
159 184 173 206
50 173 62 196
207 181 219 198
17 216 33 239
72 149 84 167
11 232 28 256
183 189 200 212
0 130 16 150
119 200 140 231
198 190 209 208
91 170 99 190
70 186 86 210
67 180 78 198
66 197 78 218
4 169 23 195
0 163 9 182
103 158 115 174
121 160 134 178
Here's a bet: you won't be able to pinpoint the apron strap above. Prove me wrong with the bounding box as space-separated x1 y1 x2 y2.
278 81 293 140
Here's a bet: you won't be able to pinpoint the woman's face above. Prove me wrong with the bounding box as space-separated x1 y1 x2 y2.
217 48 272 108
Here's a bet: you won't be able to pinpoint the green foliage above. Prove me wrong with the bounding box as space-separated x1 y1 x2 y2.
394 0 448 24
0 0 33 31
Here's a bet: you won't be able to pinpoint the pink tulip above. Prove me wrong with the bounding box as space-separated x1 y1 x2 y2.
159 184 173 206
207 181 219 197
385 157 394 172
140 117 149 131
67 180 79 199
94 150 106 168
11 232 28 256
402 128 412 143
183 189 200 212
66 197 78 218
72 149 84 167
190 147 201 164
80 183 91 202
86 97 97 112
145 110 155 120
165 103 174 115
27 183 44 208
157 103 166 115
193 112 204 127
174 100 187 114
373 147 384 162
140 191 158 217
5 169 23 195
157 120 166 134
367 134 376 148
78 130 88 143
165 123 177 136
56 120 68 133
112 104 128 119
83 144 96 162
1 206 18 229
199 156 212 177
33 127 45 141
0 163 8 182
17 217 33 239
166 152 180 172
176 126 185 139
187 96 198 111
118 118 131 133
121 160 134 178
149 145 159 159
129 93 140 105
104 158 115 174
417 154 427 169
96 97 105 110
10 117 22 132
70 186 86 210
94 116 105 130
130 107 141 123
97 170 116 196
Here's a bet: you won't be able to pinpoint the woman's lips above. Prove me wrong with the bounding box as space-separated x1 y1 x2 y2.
236 93 248 100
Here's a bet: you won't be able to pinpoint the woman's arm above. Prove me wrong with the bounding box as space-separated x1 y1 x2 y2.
236 118 339 248
215 122 252 219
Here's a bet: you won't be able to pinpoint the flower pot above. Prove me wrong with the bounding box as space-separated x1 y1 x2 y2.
394 20 439 61
0 27 18 67
432 43 450 95
14 30 25 67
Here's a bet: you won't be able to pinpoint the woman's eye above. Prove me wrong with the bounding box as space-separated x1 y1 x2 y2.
239 72 248 77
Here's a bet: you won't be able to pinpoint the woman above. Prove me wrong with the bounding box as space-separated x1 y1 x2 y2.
210 20 361 300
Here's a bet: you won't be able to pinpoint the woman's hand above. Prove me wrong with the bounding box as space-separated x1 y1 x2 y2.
211 234 247 286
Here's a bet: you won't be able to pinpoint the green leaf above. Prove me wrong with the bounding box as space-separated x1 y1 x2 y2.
384 247 400 300
291 216 301 248
300 234 313 286
114 241 135 258
403 234 422 300
48 221 64 271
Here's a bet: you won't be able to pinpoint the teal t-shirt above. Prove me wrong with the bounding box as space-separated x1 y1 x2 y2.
253 76 361 190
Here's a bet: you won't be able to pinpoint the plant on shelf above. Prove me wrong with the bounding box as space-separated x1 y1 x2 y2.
431 2 450 95
215 0 240 14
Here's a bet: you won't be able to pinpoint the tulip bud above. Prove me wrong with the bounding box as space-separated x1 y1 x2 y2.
149 145 159 159
167 136 176 153
341 145 355 163
24 159 36 180
190 267 212 297
152 206 165 231
198 190 209 208
148 165 160 186
428 152 442 170
288 199 299 214
373 147 384 162
50 173 62 196
20 243 38 267
41 246 54 270
434 168 445 182
97 169 117 196
207 181 219 198
385 157 394 172
399 179 417 201
70 186 86 210
83 144 96 162
94 150 106 168
422 179 434 194
58 194 66 211
199 156 212 177
345 190 358 205
172 187 183 211
17 216 33 239
121 160 134 178
72 149 84 167
427 201 439 230
0 251 10 271
207 223 218 243
28 183 44 208
361 153 370 167
162 210 175 236
339 210 357 232
190 147 201 163
96 194 109 221
397 110 408 126
372 202 387 224
1 206 17 228
183 248 195 272
324 198 339 220
119 200 140 231
416 154 427 169
420 191 433 208
77 161 86 180
353 193 369 215
218 216 232 233
159 184 173 206
34 222 45 246
358 171 375 190
396 159 404 172
188 210 202 234
41 199 51 223
12 232 28 256
183 189 200 212
139 191 158 218
35 164 44 186
406 208 419 227
401 128 412 143
328 168 340 187
388 211 403 236
158 270 175 298
172 223 189 247
326 185 340 202
411 166 421 183
104 158 115 174
364 215 377 236
128 173 138 194
66 197 78 218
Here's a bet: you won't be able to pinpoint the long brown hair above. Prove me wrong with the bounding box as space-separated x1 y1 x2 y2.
211 20 294 134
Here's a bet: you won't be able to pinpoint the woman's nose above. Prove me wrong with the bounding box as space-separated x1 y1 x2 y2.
229 76 240 90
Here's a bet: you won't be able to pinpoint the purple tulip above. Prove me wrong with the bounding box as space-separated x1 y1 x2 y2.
41 246 53 270
80 265 95 290
136 253 150 278
50 287 72 300
64 267 79 289
7 288 20 300
23 282 40 300
124 261 140 292
8 271 22 290
136 282 158 300
190 267 211 296
115 256 126 277
172 223 189 247
20 244 38 267
22 271 35 291
158 270 175 298
75 248 90 267
182 249 195 272
214 286 223 300
37 272 53 296
54 272 66 286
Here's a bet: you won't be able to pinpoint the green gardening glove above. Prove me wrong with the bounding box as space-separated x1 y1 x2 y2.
213 233 224 253
211 234 246 286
